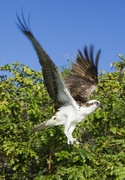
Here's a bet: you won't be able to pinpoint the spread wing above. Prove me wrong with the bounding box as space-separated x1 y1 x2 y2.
65 46 101 104
16 13 77 110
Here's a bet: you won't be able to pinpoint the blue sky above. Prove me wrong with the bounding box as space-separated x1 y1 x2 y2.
0 0 125 73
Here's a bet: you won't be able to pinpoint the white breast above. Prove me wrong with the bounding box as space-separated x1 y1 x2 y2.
56 104 86 125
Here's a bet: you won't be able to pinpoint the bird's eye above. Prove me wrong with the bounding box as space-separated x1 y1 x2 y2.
96 102 100 106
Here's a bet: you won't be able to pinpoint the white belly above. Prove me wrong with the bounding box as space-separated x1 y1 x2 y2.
56 104 86 125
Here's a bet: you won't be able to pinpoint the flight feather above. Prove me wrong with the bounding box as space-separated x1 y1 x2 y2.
65 46 101 104
16 13 76 110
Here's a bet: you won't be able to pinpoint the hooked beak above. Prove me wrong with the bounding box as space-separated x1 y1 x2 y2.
99 104 103 108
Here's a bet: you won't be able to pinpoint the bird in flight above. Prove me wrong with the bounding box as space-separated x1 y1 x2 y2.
16 13 101 145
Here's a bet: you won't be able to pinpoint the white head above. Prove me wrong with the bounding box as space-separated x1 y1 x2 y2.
82 100 101 115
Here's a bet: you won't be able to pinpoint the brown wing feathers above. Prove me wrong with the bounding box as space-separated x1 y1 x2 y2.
65 46 101 104
74 46 99 82
16 14 63 108
16 13 78 110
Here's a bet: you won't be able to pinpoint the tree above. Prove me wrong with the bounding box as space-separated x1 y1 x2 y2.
0 56 125 179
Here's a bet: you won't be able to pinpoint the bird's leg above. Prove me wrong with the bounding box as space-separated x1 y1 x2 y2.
64 121 71 144
68 125 79 145
64 122 79 145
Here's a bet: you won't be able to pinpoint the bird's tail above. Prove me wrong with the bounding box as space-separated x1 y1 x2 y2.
31 115 61 132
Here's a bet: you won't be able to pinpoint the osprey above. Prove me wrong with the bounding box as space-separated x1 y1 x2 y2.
16 14 101 145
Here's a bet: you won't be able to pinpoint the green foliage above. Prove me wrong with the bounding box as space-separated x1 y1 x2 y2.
1 56 125 179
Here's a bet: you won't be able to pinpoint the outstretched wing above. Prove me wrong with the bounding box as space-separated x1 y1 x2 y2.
16 13 76 110
65 46 101 104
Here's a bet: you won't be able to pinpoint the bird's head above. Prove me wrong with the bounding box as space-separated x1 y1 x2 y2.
84 100 102 114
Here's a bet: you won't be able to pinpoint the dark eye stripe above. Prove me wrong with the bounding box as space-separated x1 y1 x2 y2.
86 102 94 107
